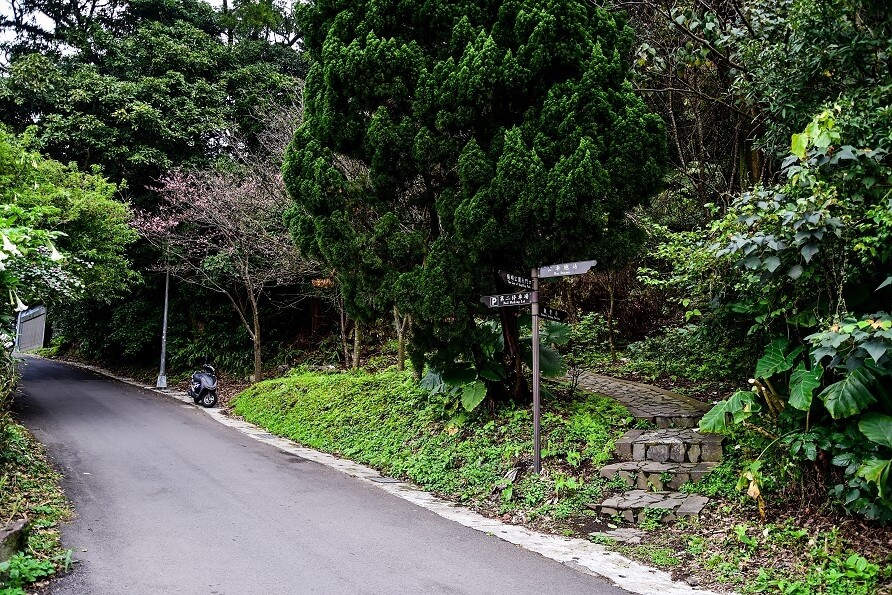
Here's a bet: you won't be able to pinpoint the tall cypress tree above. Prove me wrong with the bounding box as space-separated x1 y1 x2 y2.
285 0 666 395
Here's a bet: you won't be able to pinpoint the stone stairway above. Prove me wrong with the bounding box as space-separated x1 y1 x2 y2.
574 371 723 524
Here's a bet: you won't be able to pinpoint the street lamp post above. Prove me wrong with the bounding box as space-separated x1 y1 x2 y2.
156 268 170 388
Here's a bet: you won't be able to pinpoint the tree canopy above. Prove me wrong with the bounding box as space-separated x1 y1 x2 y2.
0 0 307 202
284 0 666 388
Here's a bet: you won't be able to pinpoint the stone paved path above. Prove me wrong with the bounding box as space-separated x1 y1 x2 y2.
574 371 711 428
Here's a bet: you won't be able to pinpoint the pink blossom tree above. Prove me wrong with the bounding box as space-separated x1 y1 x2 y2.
133 103 319 380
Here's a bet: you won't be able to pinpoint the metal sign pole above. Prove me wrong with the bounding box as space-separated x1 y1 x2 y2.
531 267 541 474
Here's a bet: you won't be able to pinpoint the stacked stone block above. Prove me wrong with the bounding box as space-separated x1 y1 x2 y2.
590 490 710 523
575 371 724 523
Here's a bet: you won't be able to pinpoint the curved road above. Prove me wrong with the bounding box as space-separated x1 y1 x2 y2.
15 357 629 595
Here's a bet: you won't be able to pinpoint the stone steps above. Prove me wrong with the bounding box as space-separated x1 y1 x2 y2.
600 460 719 491
576 370 723 524
615 428 723 463
588 490 710 523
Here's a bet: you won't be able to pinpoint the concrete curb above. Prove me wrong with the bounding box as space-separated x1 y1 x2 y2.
22 356 722 595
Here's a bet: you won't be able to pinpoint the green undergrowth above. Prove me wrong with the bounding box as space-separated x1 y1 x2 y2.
232 367 633 522
0 422 72 594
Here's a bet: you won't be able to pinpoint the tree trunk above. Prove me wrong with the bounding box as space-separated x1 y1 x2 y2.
249 292 262 381
607 272 617 363
500 308 527 401
393 306 409 372
338 302 350 367
352 321 362 369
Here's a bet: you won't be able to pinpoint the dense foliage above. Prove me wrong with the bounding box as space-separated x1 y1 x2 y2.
638 1 892 521
0 0 306 201
1 0 308 372
284 0 666 399
0 129 137 307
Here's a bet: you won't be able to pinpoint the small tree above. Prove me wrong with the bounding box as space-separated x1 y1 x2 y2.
135 104 319 380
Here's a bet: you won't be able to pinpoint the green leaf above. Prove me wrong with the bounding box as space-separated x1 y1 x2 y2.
861 340 888 364
818 368 876 419
791 133 809 159
857 459 891 498
698 390 761 434
789 363 822 411
478 368 502 382
538 344 568 378
859 413 892 449
878 276 892 291
442 363 477 385
755 338 800 378
541 321 571 346
419 370 444 392
800 243 819 263
460 380 487 412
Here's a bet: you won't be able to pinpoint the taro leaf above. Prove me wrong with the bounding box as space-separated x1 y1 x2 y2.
538 344 568 378
541 321 571 346
478 366 503 382
788 265 804 279
858 413 892 449
460 380 487 412
698 402 730 434
420 370 444 392
442 363 477 385
698 390 761 434
862 340 889 365
801 244 819 263
520 339 568 378
789 363 822 411
857 459 891 498
764 256 781 272
818 367 876 419
755 338 801 378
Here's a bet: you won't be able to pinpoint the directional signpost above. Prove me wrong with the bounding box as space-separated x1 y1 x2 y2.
482 259 596 473
479 292 532 308
498 271 533 290
539 306 569 323
538 260 597 278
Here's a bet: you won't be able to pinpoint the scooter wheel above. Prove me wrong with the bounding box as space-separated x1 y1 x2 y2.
201 391 218 408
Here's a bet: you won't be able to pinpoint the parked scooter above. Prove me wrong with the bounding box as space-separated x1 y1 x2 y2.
189 363 219 408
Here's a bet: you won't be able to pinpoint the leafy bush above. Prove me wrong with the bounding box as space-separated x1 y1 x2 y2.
624 324 755 382
700 323 892 520
0 553 55 591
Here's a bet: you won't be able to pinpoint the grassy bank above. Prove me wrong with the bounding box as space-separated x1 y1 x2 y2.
0 421 72 594
232 367 633 527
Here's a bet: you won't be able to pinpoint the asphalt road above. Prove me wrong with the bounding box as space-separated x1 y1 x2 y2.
15 357 630 595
